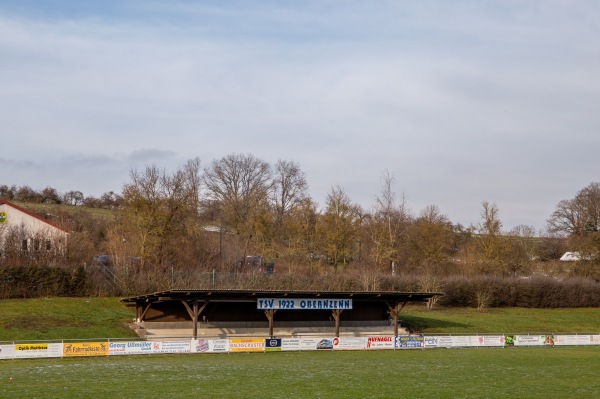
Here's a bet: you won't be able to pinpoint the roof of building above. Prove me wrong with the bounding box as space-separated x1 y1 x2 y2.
0 198 69 233
121 289 443 305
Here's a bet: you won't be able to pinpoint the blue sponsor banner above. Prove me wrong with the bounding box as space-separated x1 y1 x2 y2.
395 335 424 349
257 298 352 310
265 338 282 351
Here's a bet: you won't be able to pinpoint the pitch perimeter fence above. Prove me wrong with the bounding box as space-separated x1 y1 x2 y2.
1 333 599 360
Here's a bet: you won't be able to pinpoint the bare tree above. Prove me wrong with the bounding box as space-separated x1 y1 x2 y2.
548 182 600 235
319 185 358 268
407 205 453 267
203 153 272 232
477 201 504 265
272 159 308 224
119 158 202 267
367 171 411 271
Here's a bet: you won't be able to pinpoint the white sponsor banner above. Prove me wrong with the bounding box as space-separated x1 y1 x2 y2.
257 298 352 310
0 343 63 359
424 336 452 348
515 335 547 346
469 335 505 347
191 339 229 353
333 337 365 350
424 336 478 348
109 341 154 355
281 338 331 351
365 336 395 350
150 340 191 354
554 335 600 346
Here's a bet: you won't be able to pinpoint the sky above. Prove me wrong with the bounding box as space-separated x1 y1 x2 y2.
1 0 599 232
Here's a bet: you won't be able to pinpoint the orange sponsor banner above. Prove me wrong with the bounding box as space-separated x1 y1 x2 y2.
229 338 264 352
63 342 109 357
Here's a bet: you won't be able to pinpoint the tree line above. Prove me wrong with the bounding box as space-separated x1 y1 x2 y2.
1 154 600 297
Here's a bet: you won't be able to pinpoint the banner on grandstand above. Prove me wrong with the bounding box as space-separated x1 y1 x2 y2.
230 338 265 352
257 298 352 310
191 339 229 353
63 342 109 357
396 335 424 348
365 336 395 350
0 343 63 359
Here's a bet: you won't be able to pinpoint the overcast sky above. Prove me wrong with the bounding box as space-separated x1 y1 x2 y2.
1 1 599 231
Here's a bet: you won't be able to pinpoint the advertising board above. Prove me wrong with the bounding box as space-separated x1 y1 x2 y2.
365 336 395 350
230 338 265 352
0 343 63 359
281 338 331 351
396 336 424 349
333 337 365 350
150 340 191 354
265 338 282 351
554 334 600 346
191 339 229 353
109 341 154 355
514 335 553 347
63 342 109 357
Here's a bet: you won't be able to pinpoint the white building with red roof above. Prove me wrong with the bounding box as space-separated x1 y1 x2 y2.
0 199 68 254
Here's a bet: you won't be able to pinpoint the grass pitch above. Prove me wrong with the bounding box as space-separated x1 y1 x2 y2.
1 347 599 399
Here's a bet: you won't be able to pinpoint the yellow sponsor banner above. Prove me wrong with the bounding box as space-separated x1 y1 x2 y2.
229 338 265 353
63 342 109 357
16 343 49 351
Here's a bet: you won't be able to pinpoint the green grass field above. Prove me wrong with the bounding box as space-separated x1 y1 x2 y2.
0 347 599 398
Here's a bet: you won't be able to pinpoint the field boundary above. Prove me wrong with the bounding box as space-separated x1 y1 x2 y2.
1 332 599 360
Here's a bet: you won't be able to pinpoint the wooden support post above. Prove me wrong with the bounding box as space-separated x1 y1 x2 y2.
181 300 209 340
332 309 343 337
193 301 198 340
264 310 277 338
139 303 152 323
385 301 408 337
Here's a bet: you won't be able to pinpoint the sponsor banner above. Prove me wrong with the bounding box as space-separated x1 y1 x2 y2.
63 342 109 357
265 338 282 352
365 336 395 350
425 335 504 348
191 339 229 353
151 340 191 354
109 341 154 356
257 298 352 310
0 343 63 359
396 336 424 349
281 338 331 351
473 335 505 347
424 336 453 348
514 335 553 347
554 335 600 346
333 337 365 350
230 338 265 352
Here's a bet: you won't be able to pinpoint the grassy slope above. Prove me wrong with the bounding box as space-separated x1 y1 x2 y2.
1 298 599 341
0 297 136 342
401 305 600 334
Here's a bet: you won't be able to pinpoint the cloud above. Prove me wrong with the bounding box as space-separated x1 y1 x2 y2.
1 2 599 230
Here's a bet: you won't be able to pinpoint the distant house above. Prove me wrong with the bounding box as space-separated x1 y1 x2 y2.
559 252 590 262
0 199 68 255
